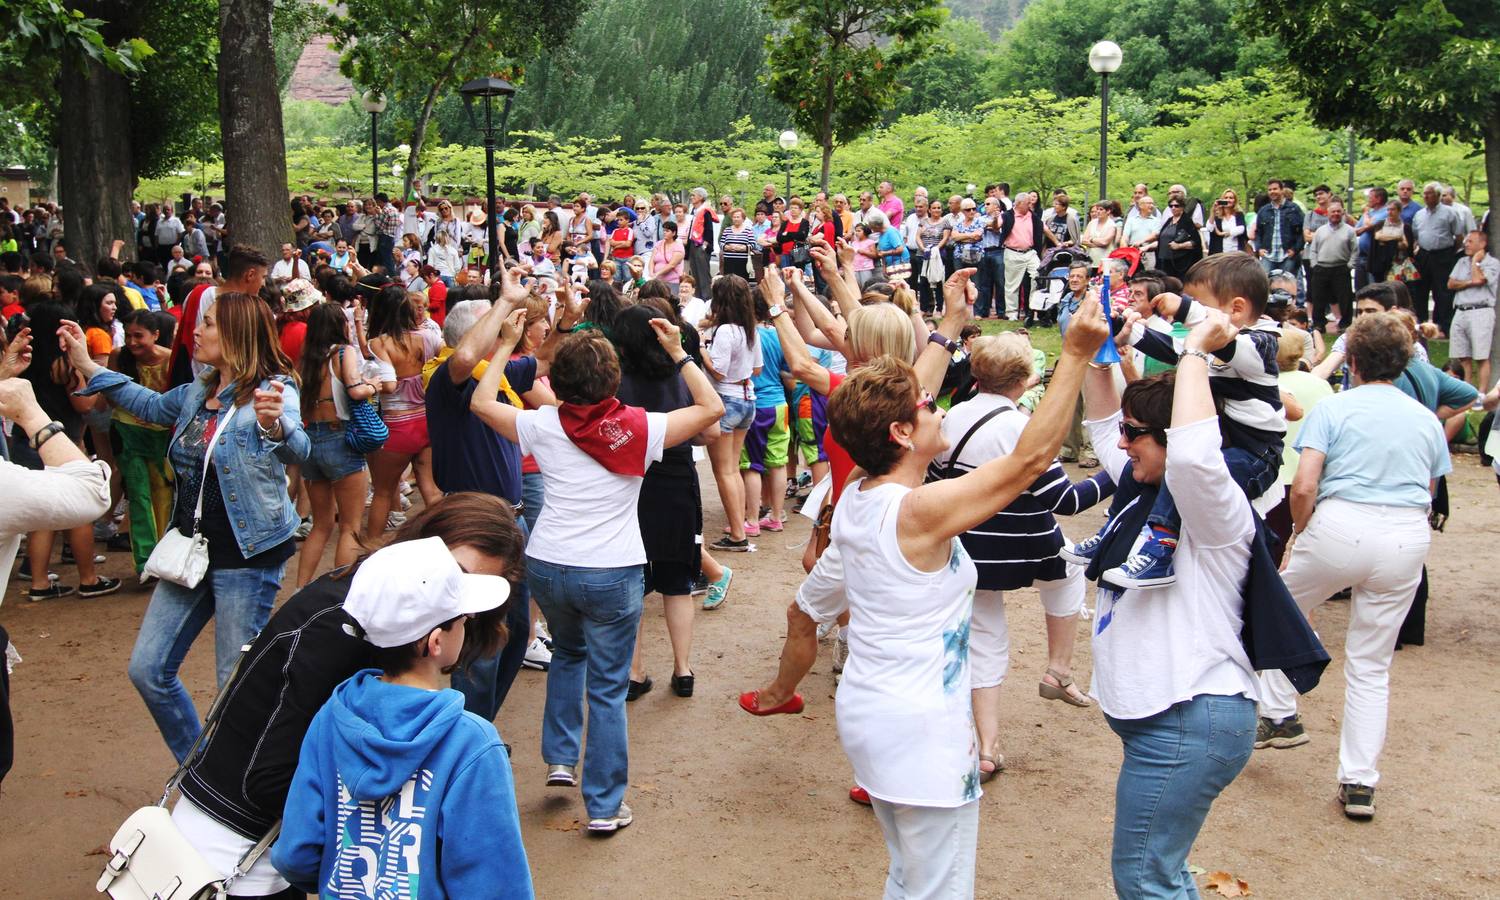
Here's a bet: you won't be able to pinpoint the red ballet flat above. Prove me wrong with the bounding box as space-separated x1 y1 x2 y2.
738 690 805 716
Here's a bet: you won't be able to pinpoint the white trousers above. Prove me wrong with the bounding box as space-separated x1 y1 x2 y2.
1002 248 1040 318
870 798 980 900
1257 498 1430 786
969 565 1085 690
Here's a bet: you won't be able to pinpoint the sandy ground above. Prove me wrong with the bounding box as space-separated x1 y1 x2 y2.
3 457 1499 899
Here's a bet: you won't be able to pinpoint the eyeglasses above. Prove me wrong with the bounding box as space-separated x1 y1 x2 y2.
916 390 938 414
1168 203 1183 209
1118 420 1162 442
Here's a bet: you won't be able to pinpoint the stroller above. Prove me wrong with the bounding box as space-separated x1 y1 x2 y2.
1029 247 1082 325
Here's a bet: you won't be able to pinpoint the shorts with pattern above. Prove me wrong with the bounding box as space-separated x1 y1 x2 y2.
740 403 790 472
794 392 829 464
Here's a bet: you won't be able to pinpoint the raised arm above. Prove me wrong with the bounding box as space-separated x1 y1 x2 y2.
912 268 977 397
61 320 187 427
654 318 726 446
469 309 529 443
901 292 1109 547
762 269 833 397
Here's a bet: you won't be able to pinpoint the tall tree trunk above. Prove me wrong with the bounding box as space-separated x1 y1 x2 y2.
1484 112 1500 385
217 0 290 256
58 3 135 272
401 27 480 201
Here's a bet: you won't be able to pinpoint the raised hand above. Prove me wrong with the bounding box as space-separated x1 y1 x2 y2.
57 320 96 373
942 267 979 314
1184 307 1238 354
499 308 527 347
649 316 686 360
252 380 286 431
1 326 33 379
1062 291 1109 359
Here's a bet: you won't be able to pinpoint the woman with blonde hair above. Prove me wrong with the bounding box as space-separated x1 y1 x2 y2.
62 292 309 760
1208 190 1249 254
1083 202 1120 269
930 333 1114 779
517 204 542 254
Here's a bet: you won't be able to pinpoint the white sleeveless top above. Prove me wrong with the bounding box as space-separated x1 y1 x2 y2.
833 480 981 807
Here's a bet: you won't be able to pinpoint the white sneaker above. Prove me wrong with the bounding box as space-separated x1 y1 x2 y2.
523 636 552 670
399 493 412 511
832 635 849 674
385 511 406 531
816 621 836 642
399 481 414 496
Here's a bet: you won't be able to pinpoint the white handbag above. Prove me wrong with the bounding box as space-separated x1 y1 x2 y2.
97 647 279 899
143 405 237 588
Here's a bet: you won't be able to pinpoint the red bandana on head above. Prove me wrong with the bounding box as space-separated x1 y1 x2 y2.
557 398 650 476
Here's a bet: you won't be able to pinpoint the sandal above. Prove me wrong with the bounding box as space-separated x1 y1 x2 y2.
1038 667 1092 707
979 753 1004 783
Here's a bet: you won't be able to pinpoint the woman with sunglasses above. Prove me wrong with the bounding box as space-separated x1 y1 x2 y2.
1157 197 1204 280
793 297 1107 897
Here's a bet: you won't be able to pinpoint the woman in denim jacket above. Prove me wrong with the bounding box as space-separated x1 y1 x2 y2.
62 292 309 761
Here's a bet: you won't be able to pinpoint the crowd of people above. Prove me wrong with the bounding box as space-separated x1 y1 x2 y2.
0 171 1496 899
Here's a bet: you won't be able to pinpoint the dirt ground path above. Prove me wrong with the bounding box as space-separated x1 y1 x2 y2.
3 460 1499 899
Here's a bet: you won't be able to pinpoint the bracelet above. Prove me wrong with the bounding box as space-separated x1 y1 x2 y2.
257 419 283 441
29 421 65 451
1181 349 1213 365
674 355 693 371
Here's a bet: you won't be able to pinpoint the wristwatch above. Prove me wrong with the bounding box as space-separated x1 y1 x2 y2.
1181 348 1214 365
29 420 65 451
927 332 958 353
767 303 784 319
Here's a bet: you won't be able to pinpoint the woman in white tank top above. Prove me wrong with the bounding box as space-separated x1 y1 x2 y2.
795 301 1108 898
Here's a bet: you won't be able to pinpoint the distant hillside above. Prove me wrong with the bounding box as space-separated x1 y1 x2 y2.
946 0 1032 36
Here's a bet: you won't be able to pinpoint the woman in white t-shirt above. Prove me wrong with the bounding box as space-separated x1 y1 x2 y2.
1079 309 1263 896
471 290 723 834
795 302 1107 898
701 275 762 552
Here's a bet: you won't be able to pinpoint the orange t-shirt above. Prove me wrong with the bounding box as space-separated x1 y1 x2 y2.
86 327 113 359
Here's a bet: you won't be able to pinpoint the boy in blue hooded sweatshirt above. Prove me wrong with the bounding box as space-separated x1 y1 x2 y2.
272 536 534 899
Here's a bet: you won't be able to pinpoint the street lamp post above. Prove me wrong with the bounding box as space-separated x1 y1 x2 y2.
360 90 388 197
459 77 517 282
779 129 798 200
1088 41 1123 202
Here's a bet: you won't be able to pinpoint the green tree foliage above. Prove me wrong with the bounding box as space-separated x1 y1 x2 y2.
1241 0 1500 245
984 0 1265 109
886 16 993 120
945 0 1033 36
324 0 586 198
764 0 946 189
505 0 784 152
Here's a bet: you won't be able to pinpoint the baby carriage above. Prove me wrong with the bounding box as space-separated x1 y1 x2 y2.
1029 247 1082 325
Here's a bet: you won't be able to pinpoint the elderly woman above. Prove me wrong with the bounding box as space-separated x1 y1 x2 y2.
1078 309 1284 896
1257 312 1450 820
930 334 1114 779
63 293 309 761
1083 202 1120 269
867 209 911 283
792 300 1106 897
471 274 723 834
1122 196 1161 270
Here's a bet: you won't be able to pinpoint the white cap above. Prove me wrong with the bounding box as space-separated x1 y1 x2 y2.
343 537 510 648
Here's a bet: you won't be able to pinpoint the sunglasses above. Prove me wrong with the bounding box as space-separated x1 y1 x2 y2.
916 390 938 414
1118 420 1162 442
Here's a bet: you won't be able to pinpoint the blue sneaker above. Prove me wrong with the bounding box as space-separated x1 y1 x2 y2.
1102 536 1177 590
1058 531 1107 566
703 566 733 610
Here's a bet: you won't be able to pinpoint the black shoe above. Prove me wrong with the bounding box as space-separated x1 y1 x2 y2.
626 676 653 702
60 546 106 566
28 583 76 601
671 672 695 698
1338 783 1376 819
690 573 709 596
78 576 122 598
106 533 133 552
710 536 751 552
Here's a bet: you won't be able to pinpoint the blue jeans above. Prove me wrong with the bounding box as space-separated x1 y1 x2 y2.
973 249 1005 317
128 563 285 761
520 472 545 534
1107 694 1256 899
1147 445 1280 534
527 558 644 818
377 233 397 273
451 518 531 722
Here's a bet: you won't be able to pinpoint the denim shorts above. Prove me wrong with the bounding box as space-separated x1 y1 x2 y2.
300 421 366 482
719 394 756 433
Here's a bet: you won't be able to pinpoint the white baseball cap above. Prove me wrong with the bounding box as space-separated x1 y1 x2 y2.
343 537 510 648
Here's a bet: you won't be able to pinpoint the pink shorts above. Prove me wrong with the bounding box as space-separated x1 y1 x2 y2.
382 413 430 455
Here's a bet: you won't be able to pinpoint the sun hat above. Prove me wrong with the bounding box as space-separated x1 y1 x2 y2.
467 208 488 226
281 278 323 312
343 536 510 648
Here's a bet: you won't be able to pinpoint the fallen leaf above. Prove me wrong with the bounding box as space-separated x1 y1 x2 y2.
1187 864 1206 876
1204 871 1250 897
64 789 90 798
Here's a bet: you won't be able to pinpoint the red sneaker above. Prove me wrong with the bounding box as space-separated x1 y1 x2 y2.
738 690 805 716
849 786 872 806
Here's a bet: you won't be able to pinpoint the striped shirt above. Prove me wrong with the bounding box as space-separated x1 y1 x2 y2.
929 394 1114 591
1131 298 1286 457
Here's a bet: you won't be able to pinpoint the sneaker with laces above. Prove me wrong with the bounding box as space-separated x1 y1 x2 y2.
758 516 784 533
78 577 122 599
522 636 552 671
1338 783 1375 819
1254 715 1310 750
1058 531 1107 566
816 620 837 642
1103 536 1178 590
702 567 733 610
292 516 314 540
690 572 709 596
832 635 849 673
385 511 406 531
710 536 751 552
28 583 76 601
587 803 634 834
742 520 761 537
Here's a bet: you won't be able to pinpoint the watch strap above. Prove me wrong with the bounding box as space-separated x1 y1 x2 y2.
29 421 65 451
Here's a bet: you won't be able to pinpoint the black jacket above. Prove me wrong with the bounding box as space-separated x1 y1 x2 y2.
998 207 1046 252
178 571 372 838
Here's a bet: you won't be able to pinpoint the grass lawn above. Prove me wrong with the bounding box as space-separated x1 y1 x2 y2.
975 318 1451 371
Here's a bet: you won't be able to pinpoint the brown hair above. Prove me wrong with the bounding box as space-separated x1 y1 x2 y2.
1182 253 1269 316
550 331 621 403
367 492 526 674
1345 312 1412 383
827 355 919 477
205 291 298 406
1120 372 1174 444
969 334 1036 394
19 275 53 308
1275 334 1305 373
